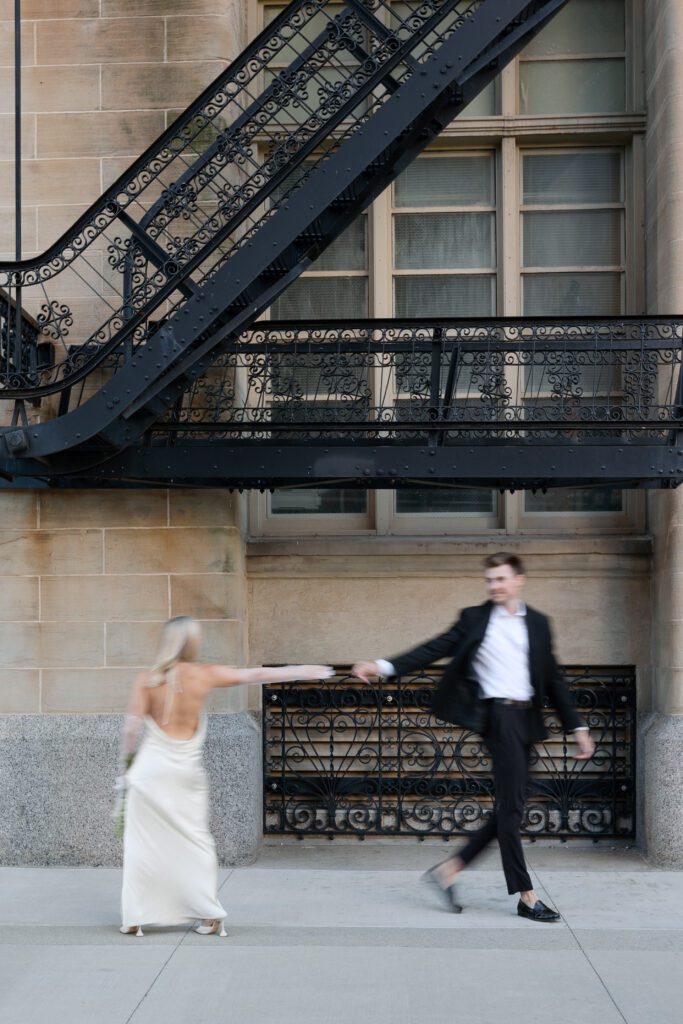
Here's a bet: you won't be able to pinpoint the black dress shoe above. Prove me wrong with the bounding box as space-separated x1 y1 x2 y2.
421 868 463 913
517 899 560 922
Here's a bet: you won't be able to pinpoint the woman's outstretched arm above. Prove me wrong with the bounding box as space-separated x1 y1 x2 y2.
119 672 151 765
204 664 334 689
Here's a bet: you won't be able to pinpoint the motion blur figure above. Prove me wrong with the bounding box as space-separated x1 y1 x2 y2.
118 616 332 936
353 553 594 922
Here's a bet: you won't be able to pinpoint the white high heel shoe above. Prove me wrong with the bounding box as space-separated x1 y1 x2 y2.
194 919 226 937
120 925 144 937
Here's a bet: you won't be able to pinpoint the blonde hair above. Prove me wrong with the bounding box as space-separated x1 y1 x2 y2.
147 616 201 687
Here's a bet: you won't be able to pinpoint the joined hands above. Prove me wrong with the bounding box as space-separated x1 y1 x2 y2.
352 661 381 683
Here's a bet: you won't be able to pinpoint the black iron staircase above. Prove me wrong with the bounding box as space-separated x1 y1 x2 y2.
1 0 681 491
0 0 576 479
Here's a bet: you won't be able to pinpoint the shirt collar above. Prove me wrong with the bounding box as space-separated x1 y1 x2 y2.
491 600 526 619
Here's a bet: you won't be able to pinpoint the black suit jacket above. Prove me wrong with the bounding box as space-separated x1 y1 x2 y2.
388 601 583 741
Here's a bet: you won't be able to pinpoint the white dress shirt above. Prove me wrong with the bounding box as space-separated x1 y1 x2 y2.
376 600 587 728
471 602 532 700
376 603 531 698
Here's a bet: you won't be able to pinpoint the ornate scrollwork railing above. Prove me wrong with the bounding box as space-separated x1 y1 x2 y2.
155 316 683 443
0 0 494 401
0 287 42 387
263 665 636 839
0 1 577 472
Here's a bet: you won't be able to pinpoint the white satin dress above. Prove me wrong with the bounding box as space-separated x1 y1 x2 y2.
121 713 226 929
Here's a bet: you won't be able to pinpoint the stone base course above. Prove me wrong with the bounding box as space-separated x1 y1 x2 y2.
639 711 683 867
0 713 262 867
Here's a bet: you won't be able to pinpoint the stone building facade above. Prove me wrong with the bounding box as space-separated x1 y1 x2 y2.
0 0 681 866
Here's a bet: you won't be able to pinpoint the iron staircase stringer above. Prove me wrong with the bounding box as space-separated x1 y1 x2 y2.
2 0 488 407
1 0 573 477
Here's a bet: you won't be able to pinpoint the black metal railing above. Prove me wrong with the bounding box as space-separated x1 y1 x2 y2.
12 314 680 488
156 316 683 442
0 0 572 470
0 287 42 384
0 0 492 399
263 665 636 839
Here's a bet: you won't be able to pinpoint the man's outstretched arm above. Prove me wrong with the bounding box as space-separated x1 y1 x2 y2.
353 613 468 682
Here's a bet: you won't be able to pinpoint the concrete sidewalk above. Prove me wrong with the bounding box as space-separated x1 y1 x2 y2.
1 841 681 1024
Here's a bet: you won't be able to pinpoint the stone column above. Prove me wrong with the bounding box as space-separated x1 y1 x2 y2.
643 0 683 866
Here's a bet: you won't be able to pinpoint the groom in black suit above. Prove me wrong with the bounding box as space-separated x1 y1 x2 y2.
352 552 594 922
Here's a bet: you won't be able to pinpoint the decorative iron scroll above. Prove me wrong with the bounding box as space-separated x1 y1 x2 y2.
0 0 491 399
0 287 40 385
156 318 683 443
263 666 636 839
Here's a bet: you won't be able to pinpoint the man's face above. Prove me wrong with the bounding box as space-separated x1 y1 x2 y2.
484 564 525 605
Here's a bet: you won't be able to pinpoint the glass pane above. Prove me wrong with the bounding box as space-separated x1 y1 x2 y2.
523 211 623 268
461 79 499 117
271 489 368 515
523 273 622 315
395 275 496 317
523 0 625 56
520 59 625 115
524 488 623 513
523 152 623 205
270 276 368 319
396 488 496 514
394 155 495 208
310 217 367 272
395 213 495 269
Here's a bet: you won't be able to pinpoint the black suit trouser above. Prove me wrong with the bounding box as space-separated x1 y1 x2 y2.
457 702 533 895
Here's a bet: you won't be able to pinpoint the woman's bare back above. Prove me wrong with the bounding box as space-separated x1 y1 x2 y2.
144 663 214 739
128 661 333 743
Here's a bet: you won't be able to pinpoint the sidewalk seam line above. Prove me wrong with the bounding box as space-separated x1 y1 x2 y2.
124 938 187 1024
125 868 235 1024
532 869 631 1024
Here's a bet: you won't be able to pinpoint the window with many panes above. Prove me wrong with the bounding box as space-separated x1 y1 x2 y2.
250 0 645 537
518 0 628 116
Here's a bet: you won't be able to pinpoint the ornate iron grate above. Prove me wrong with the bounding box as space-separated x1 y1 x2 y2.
263 665 636 839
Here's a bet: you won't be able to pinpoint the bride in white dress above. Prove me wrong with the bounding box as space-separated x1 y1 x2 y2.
117 615 332 936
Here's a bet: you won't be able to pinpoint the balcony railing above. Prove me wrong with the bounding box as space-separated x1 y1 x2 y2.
157 316 683 441
2 315 682 488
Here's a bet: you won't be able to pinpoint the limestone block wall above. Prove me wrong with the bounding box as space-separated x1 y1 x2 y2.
0 486 264 866
0 488 248 715
0 4 263 865
249 535 652 857
0 0 246 260
247 538 652 674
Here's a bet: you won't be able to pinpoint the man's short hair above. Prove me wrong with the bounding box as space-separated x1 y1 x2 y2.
483 552 525 576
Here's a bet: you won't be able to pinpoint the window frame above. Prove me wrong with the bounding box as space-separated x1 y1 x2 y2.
517 0 631 117
249 0 647 541
391 148 499 319
519 146 627 318
251 488 376 537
